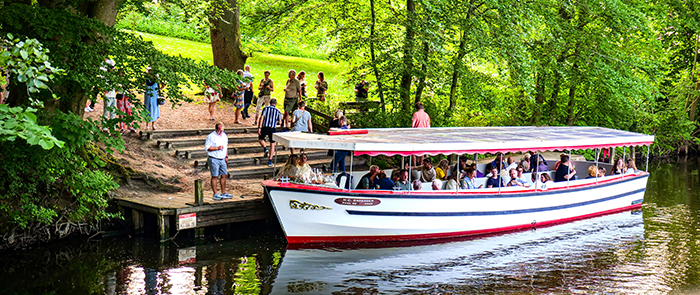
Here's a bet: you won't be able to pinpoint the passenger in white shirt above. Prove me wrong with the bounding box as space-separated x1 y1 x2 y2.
204 122 232 200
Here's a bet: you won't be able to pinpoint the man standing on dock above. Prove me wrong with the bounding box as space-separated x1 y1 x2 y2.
259 99 283 166
205 122 232 200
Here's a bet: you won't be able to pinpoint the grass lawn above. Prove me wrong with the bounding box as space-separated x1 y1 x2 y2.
131 31 352 106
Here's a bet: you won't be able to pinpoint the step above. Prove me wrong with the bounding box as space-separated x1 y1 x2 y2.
157 134 259 149
226 158 368 179
193 150 330 168
140 126 279 140
175 143 288 159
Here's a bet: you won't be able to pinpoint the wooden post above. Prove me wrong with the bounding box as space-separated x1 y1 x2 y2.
132 209 144 233
195 227 205 239
158 215 170 242
194 179 203 206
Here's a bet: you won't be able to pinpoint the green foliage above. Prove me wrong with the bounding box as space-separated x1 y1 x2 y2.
116 2 211 43
0 111 120 230
0 104 64 149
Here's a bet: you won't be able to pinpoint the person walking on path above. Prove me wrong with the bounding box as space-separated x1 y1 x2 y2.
255 70 274 125
203 79 222 121
205 122 233 200
232 69 246 124
283 69 302 131
144 66 163 130
242 65 254 119
258 99 283 166
354 73 369 101
314 72 328 101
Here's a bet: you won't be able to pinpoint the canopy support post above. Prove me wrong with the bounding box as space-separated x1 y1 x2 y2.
534 152 540 191
408 155 412 190
349 152 354 191
567 150 571 188
646 145 650 172
595 148 599 184
622 147 626 178
332 150 336 173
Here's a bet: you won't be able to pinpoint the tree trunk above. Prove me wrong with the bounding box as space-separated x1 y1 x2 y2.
399 0 415 112
210 0 248 96
532 71 545 123
566 78 578 125
369 0 385 111
449 30 468 111
414 41 429 104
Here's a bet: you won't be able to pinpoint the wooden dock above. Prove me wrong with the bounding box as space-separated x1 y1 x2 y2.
116 180 274 241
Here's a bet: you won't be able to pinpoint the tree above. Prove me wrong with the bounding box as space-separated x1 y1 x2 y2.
210 0 248 78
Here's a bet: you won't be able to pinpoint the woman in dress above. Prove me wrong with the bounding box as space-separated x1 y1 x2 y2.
203 80 222 121
144 69 161 130
314 72 328 101
232 70 246 124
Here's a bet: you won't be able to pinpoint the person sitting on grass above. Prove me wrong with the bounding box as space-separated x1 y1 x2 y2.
204 122 232 201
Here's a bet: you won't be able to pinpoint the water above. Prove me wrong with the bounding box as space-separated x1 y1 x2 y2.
3 160 700 294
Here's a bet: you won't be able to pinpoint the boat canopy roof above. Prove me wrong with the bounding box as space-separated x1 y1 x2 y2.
272 126 655 157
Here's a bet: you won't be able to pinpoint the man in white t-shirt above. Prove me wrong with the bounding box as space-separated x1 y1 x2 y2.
204 122 232 200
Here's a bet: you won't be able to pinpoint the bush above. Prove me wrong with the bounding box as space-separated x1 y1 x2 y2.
0 111 120 231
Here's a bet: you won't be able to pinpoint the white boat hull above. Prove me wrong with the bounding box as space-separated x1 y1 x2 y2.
263 174 648 244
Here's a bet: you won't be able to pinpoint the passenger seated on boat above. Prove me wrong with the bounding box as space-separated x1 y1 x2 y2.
444 173 459 190
505 156 518 171
420 158 436 182
598 167 607 177
586 165 598 179
486 166 506 188
531 172 544 188
484 163 494 178
373 171 394 190
554 154 577 182
507 168 528 187
394 169 411 190
516 165 530 184
449 156 468 176
464 167 482 189
412 180 422 190
471 163 484 178
391 169 401 182
356 165 379 189
624 158 638 174
530 153 548 172
297 153 312 179
540 173 554 189
491 152 506 173
435 159 449 180
277 154 300 180
432 179 442 190
612 158 624 175
521 153 531 171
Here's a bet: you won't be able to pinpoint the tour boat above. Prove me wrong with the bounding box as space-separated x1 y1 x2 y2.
262 126 654 244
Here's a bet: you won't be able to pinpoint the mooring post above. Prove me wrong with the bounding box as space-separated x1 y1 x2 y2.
132 209 144 233
158 215 170 242
194 179 203 206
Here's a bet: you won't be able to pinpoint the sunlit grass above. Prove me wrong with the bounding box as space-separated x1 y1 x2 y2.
130 31 351 104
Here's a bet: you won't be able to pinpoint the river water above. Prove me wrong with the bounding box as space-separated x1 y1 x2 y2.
2 160 700 294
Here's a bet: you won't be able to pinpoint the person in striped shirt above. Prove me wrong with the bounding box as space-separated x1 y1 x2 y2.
258 99 282 166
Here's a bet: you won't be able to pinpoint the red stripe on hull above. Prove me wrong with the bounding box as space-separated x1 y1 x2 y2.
285 204 642 244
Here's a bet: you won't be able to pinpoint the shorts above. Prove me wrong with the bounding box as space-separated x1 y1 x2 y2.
258 127 275 143
208 157 228 177
283 97 297 113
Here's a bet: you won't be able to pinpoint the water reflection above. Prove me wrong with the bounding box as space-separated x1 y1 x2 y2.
3 161 700 294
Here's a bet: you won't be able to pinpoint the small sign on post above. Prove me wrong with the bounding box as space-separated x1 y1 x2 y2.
178 213 197 230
